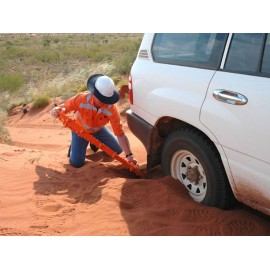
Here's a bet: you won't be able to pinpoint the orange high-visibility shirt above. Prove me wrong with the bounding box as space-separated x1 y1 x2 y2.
61 92 124 136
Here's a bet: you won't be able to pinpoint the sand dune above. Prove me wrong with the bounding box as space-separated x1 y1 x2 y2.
1 101 270 236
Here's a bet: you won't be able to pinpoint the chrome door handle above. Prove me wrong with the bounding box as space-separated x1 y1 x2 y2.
213 89 248 105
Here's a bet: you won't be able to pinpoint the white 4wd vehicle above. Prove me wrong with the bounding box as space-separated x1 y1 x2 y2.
127 33 270 215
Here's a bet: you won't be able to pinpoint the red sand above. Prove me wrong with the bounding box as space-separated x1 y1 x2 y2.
1 101 270 236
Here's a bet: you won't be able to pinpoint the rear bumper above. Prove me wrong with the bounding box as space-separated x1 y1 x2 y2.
126 109 153 153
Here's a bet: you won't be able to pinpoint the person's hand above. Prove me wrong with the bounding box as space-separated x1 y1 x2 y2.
51 106 65 118
126 154 138 166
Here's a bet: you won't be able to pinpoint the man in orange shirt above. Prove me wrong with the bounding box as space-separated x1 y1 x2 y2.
51 74 138 168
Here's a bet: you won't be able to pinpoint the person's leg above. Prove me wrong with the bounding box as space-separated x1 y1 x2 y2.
69 131 89 168
92 126 122 154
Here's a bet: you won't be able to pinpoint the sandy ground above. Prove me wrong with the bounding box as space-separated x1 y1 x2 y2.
0 100 270 236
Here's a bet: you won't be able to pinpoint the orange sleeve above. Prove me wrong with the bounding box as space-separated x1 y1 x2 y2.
61 93 84 114
110 105 124 136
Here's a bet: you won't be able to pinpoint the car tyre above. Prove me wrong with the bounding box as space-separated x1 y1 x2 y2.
161 128 235 209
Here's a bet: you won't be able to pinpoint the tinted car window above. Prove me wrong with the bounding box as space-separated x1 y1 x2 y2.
261 34 270 74
152 33 228 69
224 33 264 73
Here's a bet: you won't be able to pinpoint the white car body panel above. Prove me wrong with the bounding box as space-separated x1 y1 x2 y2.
131 57 219 143
201 71 270 210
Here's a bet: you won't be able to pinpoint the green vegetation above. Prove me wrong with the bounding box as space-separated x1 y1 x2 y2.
0 33 143 143
0 110 11 144
32 96 50 108
0 73 24 92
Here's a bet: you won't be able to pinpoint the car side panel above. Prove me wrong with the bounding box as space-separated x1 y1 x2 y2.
131 59 218 142
223 148 270 214
201 71 270 213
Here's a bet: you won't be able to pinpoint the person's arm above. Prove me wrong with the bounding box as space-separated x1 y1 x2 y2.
110 105 138 165
117 134 138 165
51 93 82 117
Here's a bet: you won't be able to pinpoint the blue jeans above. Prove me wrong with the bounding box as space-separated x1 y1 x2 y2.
69 127 122 168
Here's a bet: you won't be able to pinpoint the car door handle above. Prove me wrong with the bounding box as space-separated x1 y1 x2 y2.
213 89 248 105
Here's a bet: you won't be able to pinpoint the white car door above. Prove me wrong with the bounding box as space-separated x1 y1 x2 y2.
200 33 270 213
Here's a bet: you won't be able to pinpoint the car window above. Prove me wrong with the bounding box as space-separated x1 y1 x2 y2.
261 34 270 74
151 33 228 69
224 33 265 73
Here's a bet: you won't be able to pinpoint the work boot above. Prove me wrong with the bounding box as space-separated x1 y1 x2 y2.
90 143 99 153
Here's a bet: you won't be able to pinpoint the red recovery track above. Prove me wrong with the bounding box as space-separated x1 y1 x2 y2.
57 110 143 178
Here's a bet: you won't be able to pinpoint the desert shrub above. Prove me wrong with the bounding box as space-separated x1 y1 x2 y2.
112 41 140 75
0 57 5 69
0 109 7 123
32 96 50 108
91 51 112 62
0 73 24 93
1 46 26 59
43 38 51 47
112 53 135 75
53 38 60 44
5 41 13 49
0 92 10 111
34 51 59 63
0 123 11 144
77 84 88 93
0 110 11 144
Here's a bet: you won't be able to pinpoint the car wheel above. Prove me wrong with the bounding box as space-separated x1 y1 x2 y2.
161 128 235 209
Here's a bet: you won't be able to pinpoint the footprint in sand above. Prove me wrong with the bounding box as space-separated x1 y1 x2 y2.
0 227 25 236
41 202 63 212
63 198 77 204
121 183 144 207
135 220 167 234
223 219 258 235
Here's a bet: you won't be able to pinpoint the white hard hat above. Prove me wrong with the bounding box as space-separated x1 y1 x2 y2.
95 76 115 97
87 74 120 104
